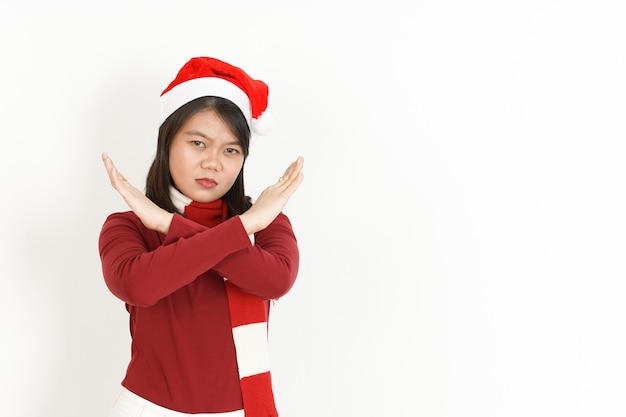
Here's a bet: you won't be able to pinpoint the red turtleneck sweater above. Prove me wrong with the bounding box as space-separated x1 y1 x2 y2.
98 200 299 413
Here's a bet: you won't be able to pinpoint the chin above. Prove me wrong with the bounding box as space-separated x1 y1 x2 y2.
194 191 226 203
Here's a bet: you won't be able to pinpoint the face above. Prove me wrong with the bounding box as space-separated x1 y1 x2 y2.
169 109 245 203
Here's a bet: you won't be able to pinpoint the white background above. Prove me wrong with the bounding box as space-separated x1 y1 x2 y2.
1 1 625 416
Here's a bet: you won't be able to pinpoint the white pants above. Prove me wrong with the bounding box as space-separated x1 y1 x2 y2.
108 387 245 417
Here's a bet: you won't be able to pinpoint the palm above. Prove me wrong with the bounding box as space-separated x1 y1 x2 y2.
102 153 173 234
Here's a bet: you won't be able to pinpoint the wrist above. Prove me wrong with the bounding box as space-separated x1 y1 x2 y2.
238 212 257 235
159 212 174 234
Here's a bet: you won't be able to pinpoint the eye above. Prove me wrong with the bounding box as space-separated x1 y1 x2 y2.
225 147 241 155
191 140 205 148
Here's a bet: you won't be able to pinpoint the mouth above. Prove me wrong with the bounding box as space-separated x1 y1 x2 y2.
196 178 218 189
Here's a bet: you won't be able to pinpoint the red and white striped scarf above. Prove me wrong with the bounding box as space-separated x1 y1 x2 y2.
171 187 278 417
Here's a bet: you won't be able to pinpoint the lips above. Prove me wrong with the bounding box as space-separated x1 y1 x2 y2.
196 178 218 189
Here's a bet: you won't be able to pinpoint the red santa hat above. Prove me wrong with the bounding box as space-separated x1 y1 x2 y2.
160 57 272 135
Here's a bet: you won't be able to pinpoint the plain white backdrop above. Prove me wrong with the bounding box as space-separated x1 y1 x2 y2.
1 1 625 416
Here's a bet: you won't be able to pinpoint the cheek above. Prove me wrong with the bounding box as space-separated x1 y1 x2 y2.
168 148 191 182
226 159 245 183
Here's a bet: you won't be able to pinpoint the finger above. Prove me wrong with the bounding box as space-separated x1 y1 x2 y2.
277 171 304 202
277 163 294 183
112 166 129 186
278 157 302 182
102 153 129 189
102 153 117 184
102 152 112 172
278 156 304 183
283 171 304 194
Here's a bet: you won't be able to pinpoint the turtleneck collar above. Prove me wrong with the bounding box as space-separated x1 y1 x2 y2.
170 186 192 214
169 186 228 228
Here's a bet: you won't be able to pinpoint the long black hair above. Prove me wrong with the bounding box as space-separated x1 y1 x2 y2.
145 96 252 217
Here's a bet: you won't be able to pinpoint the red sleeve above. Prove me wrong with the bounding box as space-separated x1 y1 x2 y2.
98 211 252 307
213 213 300 300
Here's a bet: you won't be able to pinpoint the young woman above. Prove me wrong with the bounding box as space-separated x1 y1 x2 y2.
99 57 303 417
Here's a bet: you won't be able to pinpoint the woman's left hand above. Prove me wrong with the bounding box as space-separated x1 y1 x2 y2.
239 156 304 235
102 152 174 234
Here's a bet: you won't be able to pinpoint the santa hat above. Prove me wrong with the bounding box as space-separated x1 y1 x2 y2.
160 57 273 135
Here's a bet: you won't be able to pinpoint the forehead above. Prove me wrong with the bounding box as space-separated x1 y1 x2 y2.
177 110 240 143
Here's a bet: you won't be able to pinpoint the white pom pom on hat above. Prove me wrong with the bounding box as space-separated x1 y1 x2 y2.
250 112 274 136
160 57 272 135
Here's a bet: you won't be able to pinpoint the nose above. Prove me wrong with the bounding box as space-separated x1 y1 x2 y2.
200 150 222 171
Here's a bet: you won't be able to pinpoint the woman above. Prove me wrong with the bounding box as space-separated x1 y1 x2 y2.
99 57 303 417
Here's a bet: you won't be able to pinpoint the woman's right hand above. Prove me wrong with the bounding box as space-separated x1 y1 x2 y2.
239 156 304 235
102 152 174 234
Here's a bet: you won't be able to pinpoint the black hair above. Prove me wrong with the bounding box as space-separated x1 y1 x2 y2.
145 96 252 217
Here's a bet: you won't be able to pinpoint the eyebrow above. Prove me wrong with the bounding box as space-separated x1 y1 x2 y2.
184 130 241 146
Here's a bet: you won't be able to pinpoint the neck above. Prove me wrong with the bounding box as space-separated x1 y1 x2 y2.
169 186 228 227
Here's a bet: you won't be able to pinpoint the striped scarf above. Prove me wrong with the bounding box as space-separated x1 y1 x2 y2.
171 187 278 417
